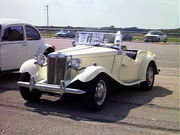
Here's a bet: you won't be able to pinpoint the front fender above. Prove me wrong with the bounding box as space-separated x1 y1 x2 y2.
19 59 39 77
71 66 114 83
19 59 47 82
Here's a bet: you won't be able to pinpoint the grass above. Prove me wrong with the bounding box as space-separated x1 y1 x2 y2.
133 37 144 41
42 34 53 38
41 33 180 43
167 38 180 42
133 37 180 43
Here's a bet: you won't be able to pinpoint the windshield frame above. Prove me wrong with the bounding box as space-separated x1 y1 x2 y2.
61 30 68 33
73 31 122 50
149 31 160 35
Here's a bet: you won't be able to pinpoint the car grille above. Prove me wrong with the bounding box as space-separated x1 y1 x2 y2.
146 36 157 40
47 53 69 85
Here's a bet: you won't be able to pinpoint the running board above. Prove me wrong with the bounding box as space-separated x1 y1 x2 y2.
117 79 144 86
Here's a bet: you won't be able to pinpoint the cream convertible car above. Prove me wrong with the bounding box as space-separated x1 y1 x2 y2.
18 31 159 111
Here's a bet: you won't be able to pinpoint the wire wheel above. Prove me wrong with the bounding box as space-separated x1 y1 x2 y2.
85 74 109 111
140 64 155 91
147 67 154 87
95 80 107 106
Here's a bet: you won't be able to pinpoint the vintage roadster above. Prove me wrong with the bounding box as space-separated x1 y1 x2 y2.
18 31 159 111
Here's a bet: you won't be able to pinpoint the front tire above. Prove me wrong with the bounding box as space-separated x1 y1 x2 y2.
140 64 155 91
85 75 109 111
19 73 42 102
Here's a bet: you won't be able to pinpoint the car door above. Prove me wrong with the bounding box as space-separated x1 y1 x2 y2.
119 52 140 82
25 25 43 59
0 25 27 71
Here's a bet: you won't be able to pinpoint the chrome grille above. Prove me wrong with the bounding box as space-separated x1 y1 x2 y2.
47 53 69 84
146 36 157 40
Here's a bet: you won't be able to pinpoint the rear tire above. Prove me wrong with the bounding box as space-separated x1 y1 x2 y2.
85 75 109 111
19 73 42 102
140 64 155 91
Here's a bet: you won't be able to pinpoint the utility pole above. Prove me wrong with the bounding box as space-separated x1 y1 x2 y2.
46 5 49 26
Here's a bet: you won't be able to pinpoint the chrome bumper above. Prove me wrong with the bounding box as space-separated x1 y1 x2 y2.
17 78 86 95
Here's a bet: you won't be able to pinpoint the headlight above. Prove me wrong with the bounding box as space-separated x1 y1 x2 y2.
35 54 46 66
70 58 81 70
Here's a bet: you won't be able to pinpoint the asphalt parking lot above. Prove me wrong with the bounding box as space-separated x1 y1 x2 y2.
0 38 179 135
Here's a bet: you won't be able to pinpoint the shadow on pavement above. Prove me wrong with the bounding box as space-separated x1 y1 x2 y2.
25 85 172 123
0 72 20 93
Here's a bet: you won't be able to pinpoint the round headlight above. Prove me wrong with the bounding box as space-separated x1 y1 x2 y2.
36 54 46 66
71 58 81 70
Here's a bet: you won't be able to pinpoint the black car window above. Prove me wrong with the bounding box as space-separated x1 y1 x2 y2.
2 26 24 41
25 25 40 40
150 32 160 35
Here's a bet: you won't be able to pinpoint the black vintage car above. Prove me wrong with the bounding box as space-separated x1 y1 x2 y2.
99 32 133 43
122 33 133 41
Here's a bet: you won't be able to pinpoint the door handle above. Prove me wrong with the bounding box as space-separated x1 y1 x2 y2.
122 64 127 67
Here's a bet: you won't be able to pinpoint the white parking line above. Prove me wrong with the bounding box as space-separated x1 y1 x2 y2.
157 61 180 64
159 67 179 70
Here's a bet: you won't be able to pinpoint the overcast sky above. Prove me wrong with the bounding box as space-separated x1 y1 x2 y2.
0 0 179 29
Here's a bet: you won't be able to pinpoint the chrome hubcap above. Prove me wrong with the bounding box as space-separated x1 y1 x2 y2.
147 67 154 87
95 80 106 106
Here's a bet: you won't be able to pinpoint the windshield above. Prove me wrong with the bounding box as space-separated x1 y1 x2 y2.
73 31 122 49
61 30 68 33
149 31 160 35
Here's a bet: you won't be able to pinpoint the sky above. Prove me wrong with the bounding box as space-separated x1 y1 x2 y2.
0 0 179 29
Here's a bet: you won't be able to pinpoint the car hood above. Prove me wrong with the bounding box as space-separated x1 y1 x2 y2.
56 32 67 35
56 45 118 57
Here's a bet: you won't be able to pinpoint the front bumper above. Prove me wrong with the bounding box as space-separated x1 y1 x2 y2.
144 36 158 42
17 78 86 95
